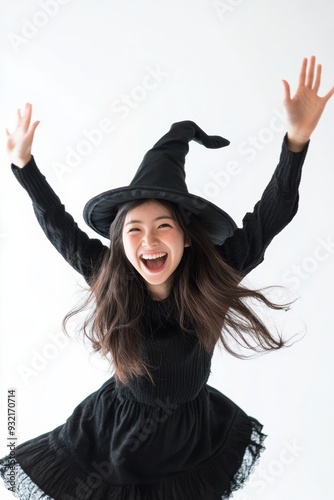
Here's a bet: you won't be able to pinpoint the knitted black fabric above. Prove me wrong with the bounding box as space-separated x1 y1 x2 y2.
0 135 309 499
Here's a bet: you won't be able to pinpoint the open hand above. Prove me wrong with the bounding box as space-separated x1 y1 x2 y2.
6 103 40 168
282 56 334 151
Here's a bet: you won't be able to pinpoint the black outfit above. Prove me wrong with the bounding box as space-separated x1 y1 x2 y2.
0 136 309 499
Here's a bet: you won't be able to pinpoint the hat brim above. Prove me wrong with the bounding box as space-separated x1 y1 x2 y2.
83 186 237 246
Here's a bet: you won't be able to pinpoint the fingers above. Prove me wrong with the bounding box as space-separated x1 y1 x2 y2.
6 103 39 143
298 57 307 87
281 79 291 102
305 55 316 88
322 85 334 104
307 56 334 101
16 108 22 129
313 63 322 93
298 56 322 91
8 103 35 136
297 55 334 99
29 120 40 137
22 103 32 132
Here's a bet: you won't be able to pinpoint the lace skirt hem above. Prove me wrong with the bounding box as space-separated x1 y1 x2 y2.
0 416 266 499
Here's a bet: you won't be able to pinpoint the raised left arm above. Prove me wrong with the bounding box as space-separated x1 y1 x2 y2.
217 55 333 276
283 55 334 152
217 136 308 276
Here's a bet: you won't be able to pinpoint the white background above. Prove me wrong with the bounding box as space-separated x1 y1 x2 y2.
1 1 334 499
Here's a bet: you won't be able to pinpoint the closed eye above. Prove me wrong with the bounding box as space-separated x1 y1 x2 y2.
127 223 172 233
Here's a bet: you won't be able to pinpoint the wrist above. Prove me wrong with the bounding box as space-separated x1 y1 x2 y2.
12 155 32 169
286 132 310 152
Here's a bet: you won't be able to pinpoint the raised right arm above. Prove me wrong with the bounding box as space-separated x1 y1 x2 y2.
12 156 108 282
7 103 108 283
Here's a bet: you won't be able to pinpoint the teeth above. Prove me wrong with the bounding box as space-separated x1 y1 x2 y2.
141 252 167 260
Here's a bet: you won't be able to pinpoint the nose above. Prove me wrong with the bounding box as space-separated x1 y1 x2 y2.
142 230 159 248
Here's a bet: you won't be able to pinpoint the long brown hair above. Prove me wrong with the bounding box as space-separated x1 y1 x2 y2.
63 198 291 386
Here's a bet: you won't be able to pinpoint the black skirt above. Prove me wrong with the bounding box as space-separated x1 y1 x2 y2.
0 377 266 499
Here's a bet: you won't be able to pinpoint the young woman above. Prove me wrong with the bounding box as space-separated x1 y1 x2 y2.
1 56 333 499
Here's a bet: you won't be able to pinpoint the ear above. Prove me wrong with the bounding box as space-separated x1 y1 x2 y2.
184 238 191 248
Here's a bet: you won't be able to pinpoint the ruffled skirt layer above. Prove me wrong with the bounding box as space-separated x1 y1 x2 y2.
0 381 266 499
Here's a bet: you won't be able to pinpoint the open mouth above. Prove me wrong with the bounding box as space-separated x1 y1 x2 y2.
140 252 168 272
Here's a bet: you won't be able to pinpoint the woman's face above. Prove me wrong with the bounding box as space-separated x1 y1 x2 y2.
122 200 190 300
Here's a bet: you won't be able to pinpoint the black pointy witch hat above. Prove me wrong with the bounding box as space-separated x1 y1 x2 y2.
83 120 237 245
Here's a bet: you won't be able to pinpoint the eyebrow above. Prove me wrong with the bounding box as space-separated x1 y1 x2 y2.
125 216 175 226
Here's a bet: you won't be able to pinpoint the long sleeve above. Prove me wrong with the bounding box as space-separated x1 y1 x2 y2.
11 156 108 283
217 134 309 276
